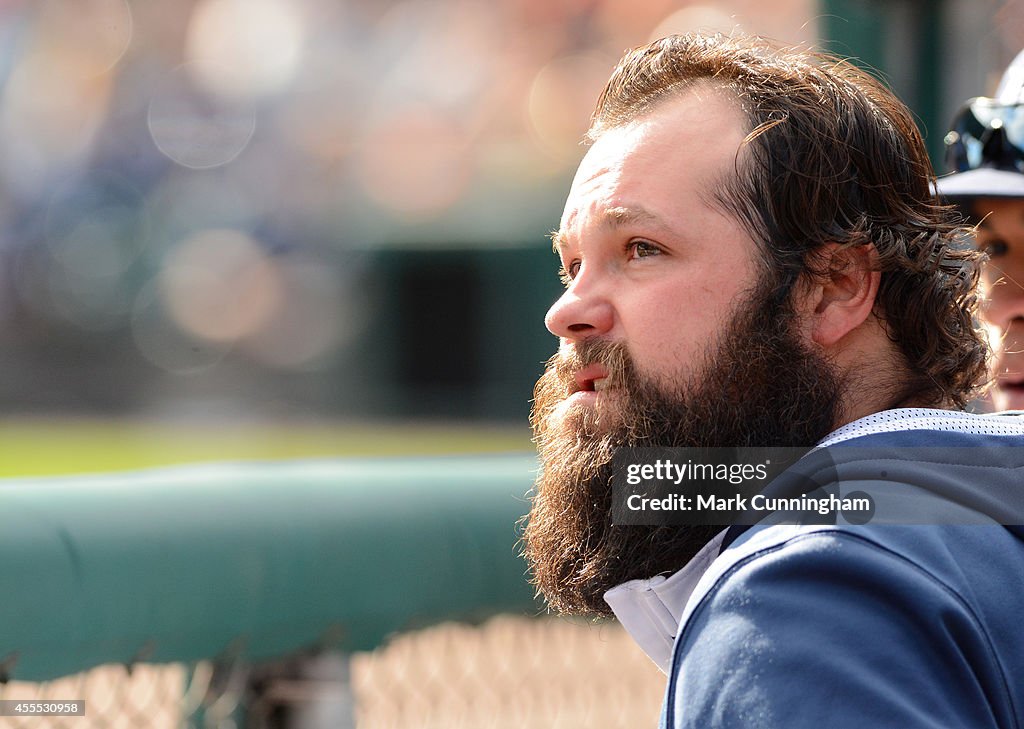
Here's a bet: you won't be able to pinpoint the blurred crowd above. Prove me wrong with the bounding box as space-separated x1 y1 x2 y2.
0 0 821 418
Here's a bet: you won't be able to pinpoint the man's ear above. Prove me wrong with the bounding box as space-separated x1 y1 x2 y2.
795 243 881 347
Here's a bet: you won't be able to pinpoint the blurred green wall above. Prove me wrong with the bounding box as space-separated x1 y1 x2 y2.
369 245 564 421
820 0 945 164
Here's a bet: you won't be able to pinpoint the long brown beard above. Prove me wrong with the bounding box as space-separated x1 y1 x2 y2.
523 285 845 616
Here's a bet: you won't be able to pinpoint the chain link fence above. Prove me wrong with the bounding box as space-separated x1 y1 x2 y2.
0 616 664 729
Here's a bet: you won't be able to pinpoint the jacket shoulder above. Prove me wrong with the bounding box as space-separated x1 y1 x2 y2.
666 526 1020 728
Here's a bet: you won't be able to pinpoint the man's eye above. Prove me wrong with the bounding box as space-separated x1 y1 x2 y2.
982 239 1009 257
629 240 661 258
558 260 581 285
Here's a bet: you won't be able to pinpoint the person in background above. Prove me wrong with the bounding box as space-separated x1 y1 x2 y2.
938 49 1024 411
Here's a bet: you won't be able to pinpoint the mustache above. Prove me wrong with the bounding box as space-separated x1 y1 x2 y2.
532 338 642 444
547 338 634 391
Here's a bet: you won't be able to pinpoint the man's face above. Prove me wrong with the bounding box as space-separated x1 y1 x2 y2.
525 87 844 615
545 87 761 403
973 197 1024 410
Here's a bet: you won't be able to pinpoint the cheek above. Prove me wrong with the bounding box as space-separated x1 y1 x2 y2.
1002 257 1024 291
984 320 1005 359
623 282 732 365
983 265 1024 320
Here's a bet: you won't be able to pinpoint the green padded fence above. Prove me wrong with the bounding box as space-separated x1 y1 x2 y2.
0 454 540 683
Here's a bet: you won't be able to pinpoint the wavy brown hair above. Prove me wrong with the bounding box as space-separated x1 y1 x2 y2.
588 33 988 408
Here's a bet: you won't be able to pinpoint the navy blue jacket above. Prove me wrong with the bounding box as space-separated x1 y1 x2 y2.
662 427 1024 728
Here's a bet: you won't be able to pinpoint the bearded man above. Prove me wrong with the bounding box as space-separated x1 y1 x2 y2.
524 33 1024 728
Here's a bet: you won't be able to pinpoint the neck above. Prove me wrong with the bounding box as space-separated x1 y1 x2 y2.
827 322 951 431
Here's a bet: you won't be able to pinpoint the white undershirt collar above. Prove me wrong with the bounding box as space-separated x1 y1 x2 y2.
603 531 726 673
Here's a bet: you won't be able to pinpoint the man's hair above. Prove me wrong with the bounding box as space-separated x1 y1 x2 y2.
588 33 988 408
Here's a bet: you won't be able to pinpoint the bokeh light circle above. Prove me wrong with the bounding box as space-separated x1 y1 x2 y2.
527 54 613 164
131 280 229 374
0 53 112 191
356 106 473 217
147 63 256 170
649 6 739 41
159 228 283 344
186 0 306 101
35 0 134 77
241 259 364 370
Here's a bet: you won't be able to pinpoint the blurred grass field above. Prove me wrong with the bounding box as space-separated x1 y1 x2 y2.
0 418 534 477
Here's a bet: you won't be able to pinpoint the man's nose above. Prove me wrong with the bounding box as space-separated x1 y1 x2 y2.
544 278 614 341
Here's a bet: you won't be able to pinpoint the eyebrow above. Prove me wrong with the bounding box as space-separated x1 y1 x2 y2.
604 206 665 229
551 205 669 254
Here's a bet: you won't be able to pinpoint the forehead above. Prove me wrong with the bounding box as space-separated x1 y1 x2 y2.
560 85 748 234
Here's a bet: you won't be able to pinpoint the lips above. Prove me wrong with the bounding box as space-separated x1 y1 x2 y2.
999 373 1024 393
996 379 1024 411
993 347 1024 409
573 363 610 394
